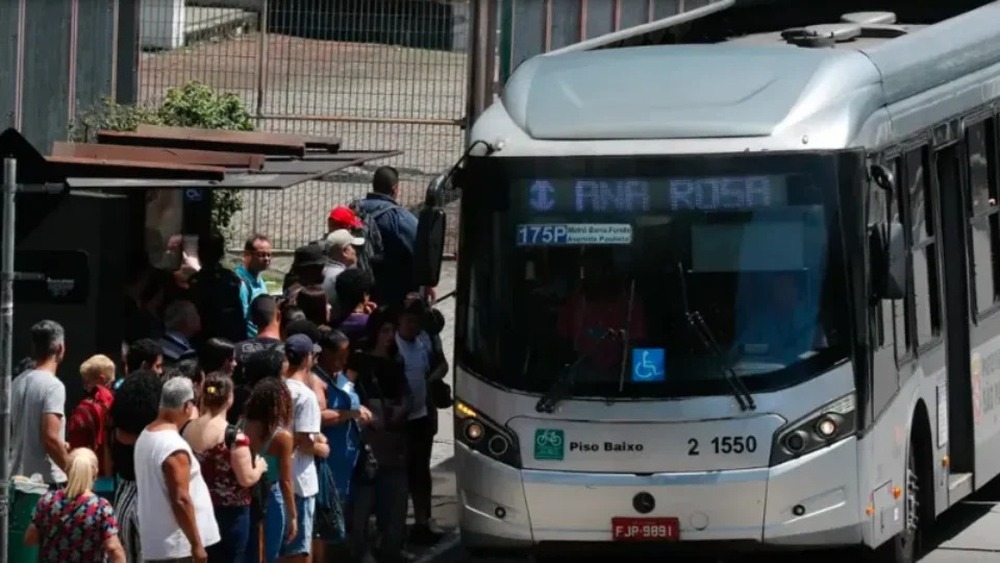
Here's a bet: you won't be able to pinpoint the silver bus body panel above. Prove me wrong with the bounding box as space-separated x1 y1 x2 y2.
860 2 1000 106
456 360 853 435
458 428 864 547
456 364 865 546
973 332 1000 488
502 47 881 141
458 0 1000 552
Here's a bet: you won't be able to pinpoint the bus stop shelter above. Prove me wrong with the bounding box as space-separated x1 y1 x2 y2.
0 122 400 387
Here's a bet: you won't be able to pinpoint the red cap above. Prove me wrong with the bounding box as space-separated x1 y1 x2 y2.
328 206 362 228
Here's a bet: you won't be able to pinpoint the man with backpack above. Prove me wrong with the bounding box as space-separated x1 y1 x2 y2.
350 166 419 306
189 233 248 344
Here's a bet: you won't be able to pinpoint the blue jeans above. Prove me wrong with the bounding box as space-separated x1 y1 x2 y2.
280 495 316 557
246 482 286 563
208 505 251 561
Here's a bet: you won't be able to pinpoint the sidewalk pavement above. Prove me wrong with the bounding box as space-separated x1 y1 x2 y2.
409 457 462 563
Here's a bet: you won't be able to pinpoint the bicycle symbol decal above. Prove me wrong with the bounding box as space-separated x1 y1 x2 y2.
533 428 565 460
535 429 563 447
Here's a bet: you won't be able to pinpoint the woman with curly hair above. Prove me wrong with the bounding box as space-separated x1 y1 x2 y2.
107 369 163 562
243 377 297 563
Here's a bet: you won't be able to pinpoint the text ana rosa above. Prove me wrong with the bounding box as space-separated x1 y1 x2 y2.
570 441 644 453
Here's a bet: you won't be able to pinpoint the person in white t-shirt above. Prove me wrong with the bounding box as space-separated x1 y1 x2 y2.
135 376 220 563
281 333 331 561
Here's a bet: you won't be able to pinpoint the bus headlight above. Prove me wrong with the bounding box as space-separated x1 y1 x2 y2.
770 393 857 466
454 399 522 468
463 420 485 442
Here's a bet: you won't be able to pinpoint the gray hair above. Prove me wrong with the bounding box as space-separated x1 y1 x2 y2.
163 300 198 331
30 320 65 360
160 376 195 410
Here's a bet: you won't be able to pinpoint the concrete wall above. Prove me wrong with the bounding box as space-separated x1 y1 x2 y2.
0 0 137 152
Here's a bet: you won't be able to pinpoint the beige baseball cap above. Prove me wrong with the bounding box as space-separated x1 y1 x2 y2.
326 229 365 249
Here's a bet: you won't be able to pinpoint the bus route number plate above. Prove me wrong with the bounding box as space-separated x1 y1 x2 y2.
611 517 679 541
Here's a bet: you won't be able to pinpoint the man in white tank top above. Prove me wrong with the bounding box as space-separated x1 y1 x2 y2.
135 376 220 562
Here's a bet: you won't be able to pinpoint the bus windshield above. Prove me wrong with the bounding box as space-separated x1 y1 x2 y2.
456 152 853 400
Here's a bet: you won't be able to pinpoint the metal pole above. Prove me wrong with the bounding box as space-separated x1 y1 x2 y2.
465 0 493 145
0 157 16 563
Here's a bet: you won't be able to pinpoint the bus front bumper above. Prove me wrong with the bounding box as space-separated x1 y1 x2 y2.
456 437 863 554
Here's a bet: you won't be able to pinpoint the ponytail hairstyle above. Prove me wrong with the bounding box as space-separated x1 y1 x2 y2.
201 371 235 412
65 448 98 498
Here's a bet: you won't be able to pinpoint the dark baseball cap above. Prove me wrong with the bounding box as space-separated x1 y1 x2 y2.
293 243 327 268
285 333 320 359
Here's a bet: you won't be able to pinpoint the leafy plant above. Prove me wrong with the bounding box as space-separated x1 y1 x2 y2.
71 81 254 240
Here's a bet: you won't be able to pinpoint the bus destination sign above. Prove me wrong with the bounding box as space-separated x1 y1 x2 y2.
516 224 633 246
523 176 785 215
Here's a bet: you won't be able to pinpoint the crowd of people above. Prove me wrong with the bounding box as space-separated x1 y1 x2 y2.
9 166 452 563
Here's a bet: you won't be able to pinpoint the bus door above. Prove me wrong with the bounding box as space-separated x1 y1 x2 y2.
934 140 975 491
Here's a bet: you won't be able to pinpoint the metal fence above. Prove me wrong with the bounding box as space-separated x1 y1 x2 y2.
135 0 717 255
498 0 717 83
137 0 469 253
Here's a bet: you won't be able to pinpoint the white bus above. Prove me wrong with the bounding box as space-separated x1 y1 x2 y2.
440 1 1000 561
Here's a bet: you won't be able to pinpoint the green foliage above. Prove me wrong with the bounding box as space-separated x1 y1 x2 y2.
71 81 255 240
69 99 161 143
157 82 255 132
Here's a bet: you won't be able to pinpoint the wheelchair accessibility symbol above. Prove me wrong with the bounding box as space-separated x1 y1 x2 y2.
631 348 665 382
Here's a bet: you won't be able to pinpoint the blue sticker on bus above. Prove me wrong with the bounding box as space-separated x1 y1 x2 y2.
631 348 665 383
516 224 632 246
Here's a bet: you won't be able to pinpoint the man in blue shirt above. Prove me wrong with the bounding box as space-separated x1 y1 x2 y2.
353 166 419 306
235 234 272 338
158 300 200 366
733 272 827 367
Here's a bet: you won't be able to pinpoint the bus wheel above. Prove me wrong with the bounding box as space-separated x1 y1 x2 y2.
870 441 922 563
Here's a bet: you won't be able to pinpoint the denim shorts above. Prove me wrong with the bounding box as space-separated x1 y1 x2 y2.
279 494 315 557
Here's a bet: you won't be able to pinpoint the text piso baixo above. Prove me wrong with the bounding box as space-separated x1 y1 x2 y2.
570 441 644 452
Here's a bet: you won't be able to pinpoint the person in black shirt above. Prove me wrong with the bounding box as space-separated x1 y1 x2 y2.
199 337 236 376
346 306 412 563
107 370 163 563
125 339 164 378
232 295 284 425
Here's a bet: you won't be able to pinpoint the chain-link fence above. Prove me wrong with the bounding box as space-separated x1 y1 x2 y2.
138 1 468 253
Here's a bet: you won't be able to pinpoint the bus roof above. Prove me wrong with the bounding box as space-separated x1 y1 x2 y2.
494 1 1000 144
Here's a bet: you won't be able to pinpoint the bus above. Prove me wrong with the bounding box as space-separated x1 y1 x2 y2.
442 1 1000 560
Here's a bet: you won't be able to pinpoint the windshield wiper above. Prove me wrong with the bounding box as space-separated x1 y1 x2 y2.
677 263 756 412
536 326 624 413
535 355 588 414
536 278 636 413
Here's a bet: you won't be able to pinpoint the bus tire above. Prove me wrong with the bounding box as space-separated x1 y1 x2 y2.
868 432 926 563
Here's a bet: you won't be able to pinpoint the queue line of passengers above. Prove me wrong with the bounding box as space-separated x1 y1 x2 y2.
10 166 450 563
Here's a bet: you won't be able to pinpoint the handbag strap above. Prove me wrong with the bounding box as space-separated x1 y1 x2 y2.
239 419 278 469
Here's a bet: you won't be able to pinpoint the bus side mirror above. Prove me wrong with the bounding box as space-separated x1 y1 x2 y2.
413 174 448 288
870 222 907 300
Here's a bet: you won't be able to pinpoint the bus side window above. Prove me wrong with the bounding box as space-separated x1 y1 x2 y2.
868 181 890 348
906 146 942 349
886 157 912 361
966 118 1000 318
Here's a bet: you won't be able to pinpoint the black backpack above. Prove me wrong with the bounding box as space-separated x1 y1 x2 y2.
349 199 398 270
190 268 248 343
